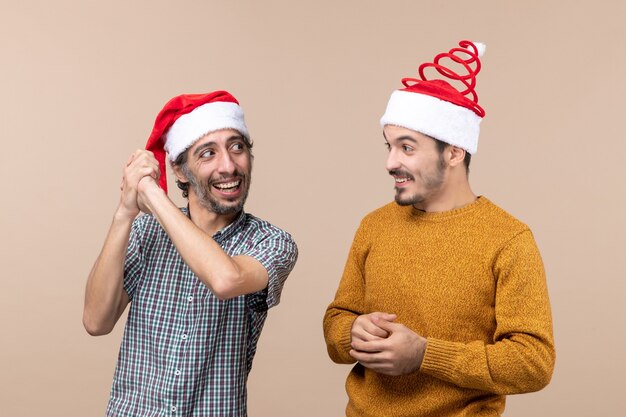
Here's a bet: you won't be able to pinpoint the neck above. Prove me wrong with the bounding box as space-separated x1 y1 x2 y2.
414 172 476 213
187 195 239 235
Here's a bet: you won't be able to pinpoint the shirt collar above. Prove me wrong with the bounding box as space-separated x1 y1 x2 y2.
180 206 247 242
213 210 247 241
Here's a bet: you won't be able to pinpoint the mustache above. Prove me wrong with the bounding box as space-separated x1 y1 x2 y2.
207 170 247 186
388 169 415 180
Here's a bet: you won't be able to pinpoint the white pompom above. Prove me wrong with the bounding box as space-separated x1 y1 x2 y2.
473 41 486 57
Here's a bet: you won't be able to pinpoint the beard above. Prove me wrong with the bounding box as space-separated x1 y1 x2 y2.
391 154 446 206
182 165 250 215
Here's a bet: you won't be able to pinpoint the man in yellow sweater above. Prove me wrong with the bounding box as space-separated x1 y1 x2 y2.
323 40 555 417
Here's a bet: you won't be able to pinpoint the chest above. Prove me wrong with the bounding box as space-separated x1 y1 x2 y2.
362 232 497 335
130 241 249 341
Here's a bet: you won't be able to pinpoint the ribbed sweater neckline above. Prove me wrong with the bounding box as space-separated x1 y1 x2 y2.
407 195 488 222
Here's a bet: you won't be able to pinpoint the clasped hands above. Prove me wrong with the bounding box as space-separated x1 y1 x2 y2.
349 312 427 376
118 150 162 219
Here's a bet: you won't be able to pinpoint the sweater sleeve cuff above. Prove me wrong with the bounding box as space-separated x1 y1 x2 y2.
420 337 463 380
336 316 358 362
326 315 358 364
338 321 354 351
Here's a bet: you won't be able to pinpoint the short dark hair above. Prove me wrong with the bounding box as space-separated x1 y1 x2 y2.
171 135 254 199
433 138 471 172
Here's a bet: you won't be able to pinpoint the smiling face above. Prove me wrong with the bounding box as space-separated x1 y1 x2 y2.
175 129 252 215
384 125 447 207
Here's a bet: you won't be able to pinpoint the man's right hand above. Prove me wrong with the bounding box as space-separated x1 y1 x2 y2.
351 312 397 343
117 150 160 220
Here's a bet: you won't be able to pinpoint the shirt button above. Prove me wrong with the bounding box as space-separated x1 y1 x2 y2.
171 406 177 412
174 369 181 376
187 296 193 302
181 334 188 340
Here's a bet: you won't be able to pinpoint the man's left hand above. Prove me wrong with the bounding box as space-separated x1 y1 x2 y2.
349 315 427 376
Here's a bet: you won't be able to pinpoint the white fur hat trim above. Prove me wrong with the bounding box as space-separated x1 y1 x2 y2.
380 90 481 154
164 101 249 161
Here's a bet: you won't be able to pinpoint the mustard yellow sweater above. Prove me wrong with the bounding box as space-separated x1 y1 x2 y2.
323 197 555 417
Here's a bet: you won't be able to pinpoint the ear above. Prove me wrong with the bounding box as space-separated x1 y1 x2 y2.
448 146 466 168
171 163 189 184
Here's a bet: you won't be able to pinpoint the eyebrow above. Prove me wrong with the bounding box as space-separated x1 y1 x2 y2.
390 135 418 144
192 134 245 157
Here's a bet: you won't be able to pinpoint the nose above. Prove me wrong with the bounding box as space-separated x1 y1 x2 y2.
386 149 401 172
217 151 236 175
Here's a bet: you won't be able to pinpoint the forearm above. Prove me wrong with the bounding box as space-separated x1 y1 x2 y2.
140 183 265 299
421 333 555 394
324 221 371 364
83 211 132 335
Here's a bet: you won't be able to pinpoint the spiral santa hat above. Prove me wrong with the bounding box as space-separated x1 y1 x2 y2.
380 40 486 154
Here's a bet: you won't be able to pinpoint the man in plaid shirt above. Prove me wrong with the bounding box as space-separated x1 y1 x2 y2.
83 91 298 417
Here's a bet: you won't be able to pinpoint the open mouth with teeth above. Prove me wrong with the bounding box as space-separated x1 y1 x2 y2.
212 179 242 195
389 170 414 188
393 176 413 187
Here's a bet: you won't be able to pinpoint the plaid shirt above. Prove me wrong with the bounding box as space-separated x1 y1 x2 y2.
105 208 297 417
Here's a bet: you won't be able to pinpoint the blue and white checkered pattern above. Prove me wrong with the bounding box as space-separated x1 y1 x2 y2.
105 209 297 417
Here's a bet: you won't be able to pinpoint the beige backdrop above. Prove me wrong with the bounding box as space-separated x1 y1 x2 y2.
1 1 625 416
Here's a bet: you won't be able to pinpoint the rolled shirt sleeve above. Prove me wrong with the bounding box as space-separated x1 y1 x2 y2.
244 230 298 310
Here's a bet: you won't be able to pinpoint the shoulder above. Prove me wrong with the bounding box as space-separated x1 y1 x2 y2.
348 202 407 245
477 197 530 234
360 201 405 228
131 208 186 240
474 198 540 254
238 214 298 268
241 213 297 247
131 212 162 236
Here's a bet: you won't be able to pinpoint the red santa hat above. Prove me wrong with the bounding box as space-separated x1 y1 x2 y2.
145 90 249 193
380 40 486 154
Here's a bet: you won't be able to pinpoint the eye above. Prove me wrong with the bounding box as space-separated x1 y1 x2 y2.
384 142 391 151
231 142 245 153
199 149 215 158
402 144 414 152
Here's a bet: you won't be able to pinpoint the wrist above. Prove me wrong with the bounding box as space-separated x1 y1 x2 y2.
139 179 168 215
138 177 163 201
416 337 427 370
113 206 138 224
